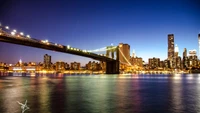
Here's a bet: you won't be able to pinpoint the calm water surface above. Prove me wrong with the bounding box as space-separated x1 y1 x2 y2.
0 73 200 113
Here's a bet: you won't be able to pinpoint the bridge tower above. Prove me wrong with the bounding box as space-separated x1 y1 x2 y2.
106 46 119 74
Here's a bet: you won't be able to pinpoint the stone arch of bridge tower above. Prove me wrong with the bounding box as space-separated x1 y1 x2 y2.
106 46 119 60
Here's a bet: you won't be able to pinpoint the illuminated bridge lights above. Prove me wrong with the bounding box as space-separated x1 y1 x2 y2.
26 35 30 38
13 29 17 32
20 32 24 36
5 26 9 29
0 23 120 63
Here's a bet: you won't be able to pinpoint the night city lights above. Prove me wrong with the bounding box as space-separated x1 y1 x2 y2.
0 0 200 113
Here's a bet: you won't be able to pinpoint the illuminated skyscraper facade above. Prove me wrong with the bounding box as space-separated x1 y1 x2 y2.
175 44 179 58
182 48 188 69
56 61 65 71
119 43 130 64
43 54 51 69
183 48 187 58
148 57 160 69
168 34 174 60
198 34 200 58
132 49 136 58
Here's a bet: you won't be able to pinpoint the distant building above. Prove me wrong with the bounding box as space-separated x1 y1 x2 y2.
100 61 106 71
132 49 136 58
15 59 23 67
86 61 101 70
175 56 181 69
130 57 143 69
183 56 189 69
159 61 165 68
56 61 65 71
71 62 80 70
168 34 175 60
188 55 198 68
198 34 200 59
148 57 160 69
164 59 170 69
65 63 70 70
28 62 36 66
119 43 130 64
174 44 179 58
183 48 187 58
43 54 51 70
189 49 197 56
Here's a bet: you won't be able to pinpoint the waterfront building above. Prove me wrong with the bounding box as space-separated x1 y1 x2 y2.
119 43 130 64
65 63 70 70
183 48 187 58
56 61 65 71
28 62 36 66
175 44 179 58
198 34 200 59
43 54 51 70
100 61 106 71
168 34 174 68
183 56 189 69
130 57 143 69
71 62 80 70
175 56 182 69
9 66 36 72
86 61 101 70
188 55 198 68
159 61 164 68
132 49 136 58
148 57 160 69
168 34 175 60
189 49 197 56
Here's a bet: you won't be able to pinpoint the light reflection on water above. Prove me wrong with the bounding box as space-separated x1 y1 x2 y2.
1 73 200 113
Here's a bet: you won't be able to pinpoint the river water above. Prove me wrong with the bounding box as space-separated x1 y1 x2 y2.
0 73 200 113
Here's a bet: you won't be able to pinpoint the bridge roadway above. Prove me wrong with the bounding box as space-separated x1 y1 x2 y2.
0 35 115 62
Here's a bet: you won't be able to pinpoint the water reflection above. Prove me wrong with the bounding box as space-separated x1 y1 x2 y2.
170 75 183 113
1 77 24 113
0 73 200 113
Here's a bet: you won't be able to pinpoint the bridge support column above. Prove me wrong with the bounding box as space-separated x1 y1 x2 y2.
106 60 119 74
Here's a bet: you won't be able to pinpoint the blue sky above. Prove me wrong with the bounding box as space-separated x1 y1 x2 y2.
0 0 200 65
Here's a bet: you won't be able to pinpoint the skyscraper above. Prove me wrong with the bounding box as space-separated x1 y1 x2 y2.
119 43 130 64
183 48 187 58
175 44 179 58
168 34 174 60
183 48 188 69
43 54 51 69
132 49 136 58
198 34 200 58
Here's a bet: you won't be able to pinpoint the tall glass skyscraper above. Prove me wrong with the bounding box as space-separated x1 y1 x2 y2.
168 34 174 60
44 54 51 69
119 43 130 64
175 44 179 58
198 34 200 59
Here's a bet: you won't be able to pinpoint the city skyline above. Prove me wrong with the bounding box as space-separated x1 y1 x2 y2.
0 0 200 64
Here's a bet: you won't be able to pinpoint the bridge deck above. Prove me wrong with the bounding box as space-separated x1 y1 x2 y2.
0 35 115 62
